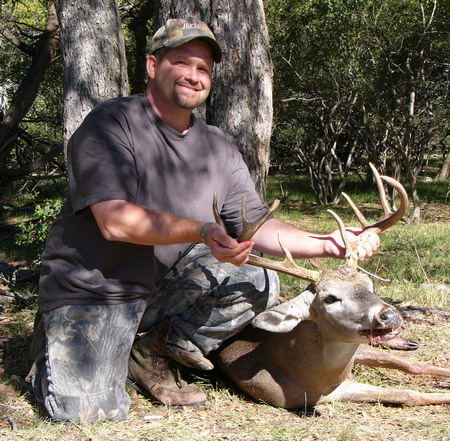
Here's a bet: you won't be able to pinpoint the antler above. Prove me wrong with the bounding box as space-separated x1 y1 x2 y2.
331 162 409 268
247 234 322 283
212 164 407 279
213 189 281 242
212 189 321 283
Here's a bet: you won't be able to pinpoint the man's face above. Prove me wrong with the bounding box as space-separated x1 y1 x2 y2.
147 40 214 111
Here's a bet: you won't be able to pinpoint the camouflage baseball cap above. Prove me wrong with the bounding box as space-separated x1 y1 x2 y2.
149 17 222 63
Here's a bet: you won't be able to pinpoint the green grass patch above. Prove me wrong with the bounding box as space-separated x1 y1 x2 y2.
0 172 449 440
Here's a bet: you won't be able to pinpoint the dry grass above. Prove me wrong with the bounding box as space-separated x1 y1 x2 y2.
1 175 449 441
1 300 449 441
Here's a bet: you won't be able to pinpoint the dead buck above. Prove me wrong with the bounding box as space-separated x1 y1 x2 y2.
212 164 450 408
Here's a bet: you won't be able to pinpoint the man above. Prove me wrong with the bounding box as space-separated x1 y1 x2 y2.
26 17 379 422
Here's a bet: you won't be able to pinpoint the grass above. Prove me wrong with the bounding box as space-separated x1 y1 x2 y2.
265 171 449 308
0 171 449 440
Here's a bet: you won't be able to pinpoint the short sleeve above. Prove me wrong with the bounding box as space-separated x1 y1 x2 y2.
219 147 269 237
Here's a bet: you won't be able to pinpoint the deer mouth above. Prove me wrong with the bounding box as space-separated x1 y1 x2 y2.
358 326 403 345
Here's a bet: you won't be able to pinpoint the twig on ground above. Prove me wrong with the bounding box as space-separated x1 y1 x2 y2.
7 416 17 431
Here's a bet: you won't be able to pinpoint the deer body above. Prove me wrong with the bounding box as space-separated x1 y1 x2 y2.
213 165 450 408
215 266 450 408
217 320 359 407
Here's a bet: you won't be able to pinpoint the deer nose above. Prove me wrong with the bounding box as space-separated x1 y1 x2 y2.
377 306 402 328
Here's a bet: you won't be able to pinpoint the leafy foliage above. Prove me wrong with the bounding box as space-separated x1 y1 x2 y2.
266 0 449 210
1 0 449 215
15 197 63 262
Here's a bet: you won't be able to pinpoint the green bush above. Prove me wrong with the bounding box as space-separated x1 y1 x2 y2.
15 198 63 262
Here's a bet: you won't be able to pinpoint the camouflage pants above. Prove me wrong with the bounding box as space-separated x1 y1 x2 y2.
27 244 279 422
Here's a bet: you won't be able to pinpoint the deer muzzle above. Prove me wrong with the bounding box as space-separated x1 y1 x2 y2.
376 306 402 329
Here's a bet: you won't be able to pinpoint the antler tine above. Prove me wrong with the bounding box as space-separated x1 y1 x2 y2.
340 163 395 228
327 209 358 269
213 188 227 230
369 162 393 218
365 175 408 234
341 192 369 228
238 197 281 242
247 233 321 283
365 163 409 235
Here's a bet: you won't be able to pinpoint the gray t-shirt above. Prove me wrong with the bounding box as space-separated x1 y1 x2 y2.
39 93 268 312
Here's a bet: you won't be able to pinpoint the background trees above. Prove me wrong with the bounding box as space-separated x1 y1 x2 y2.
267 0 449 219
0 0 448 219
0 1 62 185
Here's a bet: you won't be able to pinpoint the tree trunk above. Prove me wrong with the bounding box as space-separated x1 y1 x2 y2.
55 0 130 150
154 0 273 197
435 150 450 181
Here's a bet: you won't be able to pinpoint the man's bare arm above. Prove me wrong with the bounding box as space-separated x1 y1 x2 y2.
251 218 380 261
91 199 254 265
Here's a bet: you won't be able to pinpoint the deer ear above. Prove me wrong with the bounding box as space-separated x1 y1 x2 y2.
252 291 315 333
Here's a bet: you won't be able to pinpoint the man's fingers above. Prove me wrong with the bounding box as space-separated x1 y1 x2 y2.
212 240 254 266
357 231 380 260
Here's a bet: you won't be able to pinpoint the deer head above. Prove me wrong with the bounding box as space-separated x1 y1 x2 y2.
213 163 409 346
252 265 403 348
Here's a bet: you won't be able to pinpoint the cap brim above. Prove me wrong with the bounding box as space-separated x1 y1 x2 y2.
163 36 222 63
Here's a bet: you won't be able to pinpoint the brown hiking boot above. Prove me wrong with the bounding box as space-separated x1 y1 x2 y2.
128 321 208 406
165 344 214 371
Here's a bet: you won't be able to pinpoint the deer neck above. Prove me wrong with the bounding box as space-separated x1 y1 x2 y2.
321 337 360 371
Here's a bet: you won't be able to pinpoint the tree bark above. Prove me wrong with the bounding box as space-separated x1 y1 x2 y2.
154 0 273 197
55 0 130 149
435 150 450 181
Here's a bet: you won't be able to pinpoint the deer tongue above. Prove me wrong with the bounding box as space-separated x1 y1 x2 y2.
358 326 404 345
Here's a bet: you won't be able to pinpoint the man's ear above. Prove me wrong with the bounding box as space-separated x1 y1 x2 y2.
146 55 157 79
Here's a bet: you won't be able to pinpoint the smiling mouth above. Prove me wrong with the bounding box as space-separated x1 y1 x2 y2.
358 326 404 345
176 82 202 92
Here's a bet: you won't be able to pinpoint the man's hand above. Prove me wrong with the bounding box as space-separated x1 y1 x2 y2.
326 228 381 260
202 223 255 266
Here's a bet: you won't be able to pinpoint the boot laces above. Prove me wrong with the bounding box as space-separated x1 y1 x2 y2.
154 353 184 387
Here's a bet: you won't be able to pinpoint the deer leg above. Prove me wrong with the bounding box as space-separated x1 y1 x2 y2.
326 380 450 406
371 336 419 351
354 344 450 377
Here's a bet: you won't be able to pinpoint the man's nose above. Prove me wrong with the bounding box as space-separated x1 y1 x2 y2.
184 66 199 82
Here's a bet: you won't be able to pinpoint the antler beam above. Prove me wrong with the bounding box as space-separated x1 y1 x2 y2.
212 164 408 279
335 163 409 268
213 190 321 283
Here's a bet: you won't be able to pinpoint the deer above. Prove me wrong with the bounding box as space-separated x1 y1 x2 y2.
211 164 450 408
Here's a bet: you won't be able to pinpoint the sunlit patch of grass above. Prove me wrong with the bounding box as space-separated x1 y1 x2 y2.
0 172 449 441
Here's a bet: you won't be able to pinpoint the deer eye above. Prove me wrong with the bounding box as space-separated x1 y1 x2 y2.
323 295 339 304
